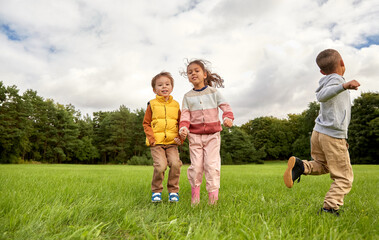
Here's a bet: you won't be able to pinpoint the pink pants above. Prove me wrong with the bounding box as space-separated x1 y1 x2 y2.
187 132 221 193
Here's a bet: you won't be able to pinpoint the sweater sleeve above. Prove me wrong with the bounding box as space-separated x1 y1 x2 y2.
142 104 155 145
179 96 191 131
216 90 234 121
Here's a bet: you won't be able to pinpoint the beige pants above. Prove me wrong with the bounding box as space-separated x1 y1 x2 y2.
302 131 354 210
151 145 182 193
187 132 221 193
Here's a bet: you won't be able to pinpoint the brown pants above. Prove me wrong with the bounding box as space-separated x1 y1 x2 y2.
151 145 182 193
302 131 354 210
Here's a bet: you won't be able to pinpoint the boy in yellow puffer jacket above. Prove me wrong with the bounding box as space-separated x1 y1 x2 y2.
143 72 183 203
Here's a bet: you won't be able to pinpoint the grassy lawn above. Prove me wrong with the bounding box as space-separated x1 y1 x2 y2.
0 162 378 239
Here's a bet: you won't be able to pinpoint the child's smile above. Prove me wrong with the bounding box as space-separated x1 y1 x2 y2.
153 76 173 100
187 63 206 89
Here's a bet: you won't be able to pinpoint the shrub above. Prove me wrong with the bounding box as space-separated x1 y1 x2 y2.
128 155 153 165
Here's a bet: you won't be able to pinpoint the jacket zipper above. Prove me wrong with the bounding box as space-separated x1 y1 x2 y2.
164 104 167 141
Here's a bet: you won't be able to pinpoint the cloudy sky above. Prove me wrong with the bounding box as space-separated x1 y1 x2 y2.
1 0 378 125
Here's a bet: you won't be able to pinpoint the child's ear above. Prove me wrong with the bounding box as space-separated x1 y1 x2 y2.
153 88 157 94
340 59 346 75
340 59 345 67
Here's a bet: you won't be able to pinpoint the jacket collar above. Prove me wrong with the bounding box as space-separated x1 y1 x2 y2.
155 95 173 103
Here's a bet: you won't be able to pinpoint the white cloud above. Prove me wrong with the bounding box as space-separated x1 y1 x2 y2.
0 0 378 124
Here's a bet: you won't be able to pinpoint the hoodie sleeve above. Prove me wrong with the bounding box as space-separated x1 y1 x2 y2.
316 76 345 102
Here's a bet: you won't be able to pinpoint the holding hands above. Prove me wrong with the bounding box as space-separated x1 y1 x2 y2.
174 137 182 145
180 128 188 140
179 119 233 141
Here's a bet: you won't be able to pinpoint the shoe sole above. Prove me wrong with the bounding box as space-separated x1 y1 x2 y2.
283 156 296 188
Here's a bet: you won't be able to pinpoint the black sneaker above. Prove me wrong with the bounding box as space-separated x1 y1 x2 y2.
283 156 304 188
319 208 340 217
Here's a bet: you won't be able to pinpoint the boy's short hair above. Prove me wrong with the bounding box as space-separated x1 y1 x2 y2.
316 49 341 74
151 72 174 89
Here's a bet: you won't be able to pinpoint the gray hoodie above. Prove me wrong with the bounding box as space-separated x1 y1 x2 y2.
313 73 351 139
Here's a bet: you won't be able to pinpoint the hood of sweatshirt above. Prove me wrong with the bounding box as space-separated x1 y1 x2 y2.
315 73 341 93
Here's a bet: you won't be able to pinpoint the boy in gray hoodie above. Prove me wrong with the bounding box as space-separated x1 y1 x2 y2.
283 49 360 216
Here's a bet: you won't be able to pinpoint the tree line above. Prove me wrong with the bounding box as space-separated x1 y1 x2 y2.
1 81 378 164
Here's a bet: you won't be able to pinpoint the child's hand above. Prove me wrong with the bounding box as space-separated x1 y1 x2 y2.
174 137 182 145
223 119 233 128
343 80 360 90
180 128 188 140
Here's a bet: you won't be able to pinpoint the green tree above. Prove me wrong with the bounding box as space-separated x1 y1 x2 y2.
75 114 99 163
0 82 30 163
92 107 142 164
93 111 113 163
22 89 44 161
221 126 265 164
132 108 150 158
22 92 57 162
240 116 293 160
290 102 319 159
111 106 134 163
58 104 81 163
349 92 379 164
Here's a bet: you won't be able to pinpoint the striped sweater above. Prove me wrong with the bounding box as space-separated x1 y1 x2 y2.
179 86 234 134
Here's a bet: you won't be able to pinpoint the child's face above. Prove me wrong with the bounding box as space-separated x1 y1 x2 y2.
187 63 206 89
153 76 173 99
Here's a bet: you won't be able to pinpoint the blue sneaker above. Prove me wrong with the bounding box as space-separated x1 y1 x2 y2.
169 193 179 202
151 192 162 203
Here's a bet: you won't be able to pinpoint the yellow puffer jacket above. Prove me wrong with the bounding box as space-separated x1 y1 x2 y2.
146 95 180 146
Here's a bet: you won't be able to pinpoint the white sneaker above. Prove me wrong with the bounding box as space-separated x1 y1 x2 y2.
151 192 162 203
169 193 179 202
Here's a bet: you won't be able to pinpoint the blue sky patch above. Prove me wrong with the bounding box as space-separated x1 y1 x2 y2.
354 35 379 49
175 0 200 15
48 46 57 53
1 24 25 41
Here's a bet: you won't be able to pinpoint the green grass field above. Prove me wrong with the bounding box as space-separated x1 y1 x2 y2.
0 163 378 240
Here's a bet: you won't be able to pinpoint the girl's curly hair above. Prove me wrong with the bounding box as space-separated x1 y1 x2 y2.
181 59 224 88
